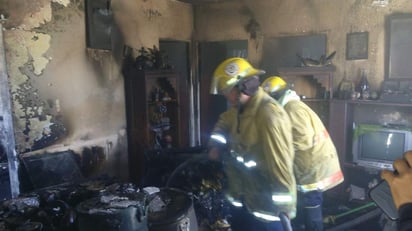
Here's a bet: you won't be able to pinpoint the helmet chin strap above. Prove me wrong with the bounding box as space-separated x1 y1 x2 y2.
236 87 246 133
236 76 243 133
271 87 289 100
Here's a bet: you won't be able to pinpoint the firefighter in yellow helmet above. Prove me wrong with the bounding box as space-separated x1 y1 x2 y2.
208 58 296 231
262 76 344 231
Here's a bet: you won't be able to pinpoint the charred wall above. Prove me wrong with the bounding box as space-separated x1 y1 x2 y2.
0 0 193 184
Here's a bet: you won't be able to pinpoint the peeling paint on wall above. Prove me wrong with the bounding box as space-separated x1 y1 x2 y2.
18 3 52 30
4 31 32 91
27 33 51 75
0 0 52 29
5 30 51 87
0 1 91 153
4 28 64 152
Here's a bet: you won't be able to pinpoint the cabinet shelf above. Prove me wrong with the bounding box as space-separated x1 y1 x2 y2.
302 98 330 102
345 99 412 107
147 100 178 105
277 66 336 75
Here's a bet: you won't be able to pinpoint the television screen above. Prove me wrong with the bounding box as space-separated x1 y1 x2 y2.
352 123 412 170
360 131 405 161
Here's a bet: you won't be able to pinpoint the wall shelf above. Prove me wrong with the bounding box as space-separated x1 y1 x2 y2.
345 99 412 107
278 66 336 99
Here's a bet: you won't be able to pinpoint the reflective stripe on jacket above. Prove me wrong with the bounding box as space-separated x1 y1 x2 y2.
297 170 344 192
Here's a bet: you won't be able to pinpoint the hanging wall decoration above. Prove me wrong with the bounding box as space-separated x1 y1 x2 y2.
346 32 369 60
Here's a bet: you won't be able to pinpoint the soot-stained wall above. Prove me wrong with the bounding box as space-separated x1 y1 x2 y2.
0 0 193 182
194 0 412 92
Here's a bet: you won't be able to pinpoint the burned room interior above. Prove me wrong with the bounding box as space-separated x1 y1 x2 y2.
1 0 412 230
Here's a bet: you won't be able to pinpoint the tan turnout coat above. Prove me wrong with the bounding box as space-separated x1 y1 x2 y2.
211 88 297 219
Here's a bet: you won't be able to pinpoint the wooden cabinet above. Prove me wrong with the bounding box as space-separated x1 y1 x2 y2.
328 100 354 165
123 69 189 183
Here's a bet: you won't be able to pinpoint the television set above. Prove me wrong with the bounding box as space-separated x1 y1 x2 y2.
352 123 412 170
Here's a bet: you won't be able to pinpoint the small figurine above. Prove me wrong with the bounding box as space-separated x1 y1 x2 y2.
163 134 173 149
162 92 171 101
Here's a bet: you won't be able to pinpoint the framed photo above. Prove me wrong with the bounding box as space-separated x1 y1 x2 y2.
85 0 113 50
346 32 368 60
386 13 412 79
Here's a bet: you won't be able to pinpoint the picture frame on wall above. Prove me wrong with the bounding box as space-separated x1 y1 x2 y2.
386 13 412 79
346 32 369 60
85 0 113 50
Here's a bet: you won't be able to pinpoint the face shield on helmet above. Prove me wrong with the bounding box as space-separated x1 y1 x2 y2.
210 57 265 95
261 76 287 95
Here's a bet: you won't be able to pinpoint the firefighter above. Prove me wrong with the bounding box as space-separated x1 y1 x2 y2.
208 58 296 231
261 76 344 231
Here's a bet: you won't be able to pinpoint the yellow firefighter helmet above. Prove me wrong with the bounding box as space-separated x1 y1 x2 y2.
261 76 288 94
210 57 265 95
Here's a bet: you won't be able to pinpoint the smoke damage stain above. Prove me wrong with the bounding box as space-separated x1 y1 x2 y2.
80 146 106 178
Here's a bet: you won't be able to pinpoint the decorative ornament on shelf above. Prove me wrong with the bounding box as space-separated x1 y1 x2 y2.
338 71 354 100
357 69 370 100
134 45 173 70
297 51 336 67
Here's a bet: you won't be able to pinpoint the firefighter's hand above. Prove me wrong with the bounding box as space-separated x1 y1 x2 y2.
208 147 220 160
381 151 412 210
